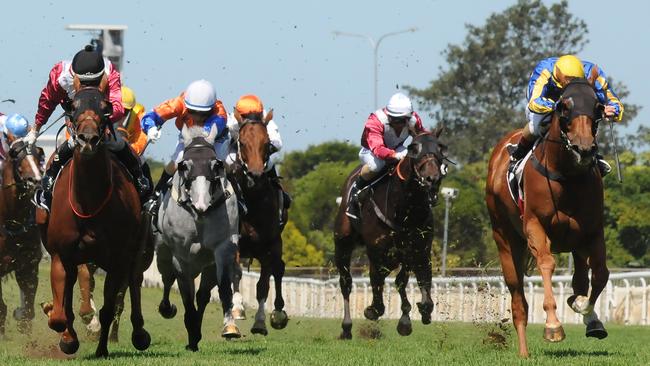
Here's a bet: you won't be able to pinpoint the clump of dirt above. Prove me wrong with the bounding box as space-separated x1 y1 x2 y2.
358 321 383 340
478 317 511 350
23 340 75 360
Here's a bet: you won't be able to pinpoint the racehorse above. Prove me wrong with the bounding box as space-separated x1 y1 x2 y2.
486 74 609 357
0 135 44 335
334 129 448 339
228 109 289 335
40 87 151 357
156 125 241 351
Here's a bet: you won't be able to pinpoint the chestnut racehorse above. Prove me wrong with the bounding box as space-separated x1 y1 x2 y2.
0 135 44 335
229 110 289 335
41 88 150 357
334 129 448 339
486 76 609 357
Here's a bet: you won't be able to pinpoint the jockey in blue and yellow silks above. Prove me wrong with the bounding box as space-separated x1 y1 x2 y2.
508 55 624 176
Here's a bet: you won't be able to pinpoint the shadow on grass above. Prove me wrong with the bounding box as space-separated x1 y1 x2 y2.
224 347 266 356
80 350 179 360
542 349 617 358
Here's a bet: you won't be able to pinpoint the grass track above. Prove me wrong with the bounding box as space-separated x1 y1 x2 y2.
0 264 649 365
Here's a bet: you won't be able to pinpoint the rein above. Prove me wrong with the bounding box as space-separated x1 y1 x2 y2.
68 158 114 219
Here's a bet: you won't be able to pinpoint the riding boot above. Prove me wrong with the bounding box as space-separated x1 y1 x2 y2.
113 144 151 200
36 142 74 211
145 170 173 215
345 176 369 220
506 135 535 172
267 167 291 227
595 153 612 177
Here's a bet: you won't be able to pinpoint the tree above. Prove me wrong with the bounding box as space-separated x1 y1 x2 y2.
409 0 636 164
282 221 325 267
281 141 358 183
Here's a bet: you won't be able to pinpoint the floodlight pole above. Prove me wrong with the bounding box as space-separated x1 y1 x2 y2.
332 27 418 109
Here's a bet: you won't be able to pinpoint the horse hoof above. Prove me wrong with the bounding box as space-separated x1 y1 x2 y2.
421 314 431 325
417 302 433 324
339 323 352 340
48 318 67 333
158 302 177 319
41 302 53 317
80 312 95 325
59 338 80 355
13 307 33 321
586 320 608 339
232 306 246 320
185 344 199 352
132 329 151 351
251 321 268 336
95 347 109 358
270 310 288 330
222 324 242 339
364 306 381 321
543 324 566 342
397 319 412 336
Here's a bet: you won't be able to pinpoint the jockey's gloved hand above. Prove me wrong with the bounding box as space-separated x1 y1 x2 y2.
147 126 162 143
394 150 408 160
25 129 37 145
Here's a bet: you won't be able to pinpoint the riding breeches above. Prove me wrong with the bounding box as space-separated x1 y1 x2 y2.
358 145 406 173
526 109 552 137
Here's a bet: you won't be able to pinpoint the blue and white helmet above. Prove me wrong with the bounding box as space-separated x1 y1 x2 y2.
4 113 29 138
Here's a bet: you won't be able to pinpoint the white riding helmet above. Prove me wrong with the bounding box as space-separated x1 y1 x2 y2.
385 92 413 118
184 80 217 112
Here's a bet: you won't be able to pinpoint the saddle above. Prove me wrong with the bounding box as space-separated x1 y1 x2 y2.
506 141 539 217
346 168 400 231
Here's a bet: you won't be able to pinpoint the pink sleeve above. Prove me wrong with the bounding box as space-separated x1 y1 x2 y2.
106 68 124 123
35 63 67 127
363 116 395 160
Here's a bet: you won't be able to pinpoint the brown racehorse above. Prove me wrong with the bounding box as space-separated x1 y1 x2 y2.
486 75 609 357
41 88 150 357
231 110 289 335
334 129 448 339
0 135 44 335
229 110 289 335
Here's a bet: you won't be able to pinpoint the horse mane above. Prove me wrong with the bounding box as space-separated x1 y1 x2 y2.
184 126 208 140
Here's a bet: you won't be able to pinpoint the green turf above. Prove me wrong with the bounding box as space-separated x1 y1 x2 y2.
0 264 648 365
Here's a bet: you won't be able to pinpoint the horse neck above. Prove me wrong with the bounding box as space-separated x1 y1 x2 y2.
1 159 18 217
72 146 112 208
391 158 431 221
537 115 573 174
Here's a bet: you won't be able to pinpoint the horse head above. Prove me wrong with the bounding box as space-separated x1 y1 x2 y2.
178 124 222 213
70 87 112 157
233 109 272 179
4 133 44 192
400 126 449 203
552 71 604 168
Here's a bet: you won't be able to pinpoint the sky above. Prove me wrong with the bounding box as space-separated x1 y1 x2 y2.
0 0 647 161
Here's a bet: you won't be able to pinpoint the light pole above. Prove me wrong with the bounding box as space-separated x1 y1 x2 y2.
440 187 459 277
332 27 418 109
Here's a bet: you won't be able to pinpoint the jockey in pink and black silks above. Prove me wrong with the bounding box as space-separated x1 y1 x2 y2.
346 92 428 219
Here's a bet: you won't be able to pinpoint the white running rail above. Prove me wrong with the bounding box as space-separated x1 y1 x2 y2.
143 258 650 325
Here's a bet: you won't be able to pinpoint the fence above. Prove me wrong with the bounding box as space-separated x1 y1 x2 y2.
142 257 650 325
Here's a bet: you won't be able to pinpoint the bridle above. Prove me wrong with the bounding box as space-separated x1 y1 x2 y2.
176 139 225 212
236 119 271 185
4 139 43 195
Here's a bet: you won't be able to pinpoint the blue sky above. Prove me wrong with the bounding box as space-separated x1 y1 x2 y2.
0 0 647 161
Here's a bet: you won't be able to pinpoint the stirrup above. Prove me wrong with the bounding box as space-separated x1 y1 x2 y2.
597 159 612 177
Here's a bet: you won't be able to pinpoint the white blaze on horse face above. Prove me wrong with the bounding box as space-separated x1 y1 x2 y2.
189 176 211 213
26 154 42 181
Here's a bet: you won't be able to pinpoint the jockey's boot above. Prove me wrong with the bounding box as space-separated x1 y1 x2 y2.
145 170 173 215
113 144 151 201
35 142 74 211
267 167 291 226
595 153 612 177
506 135 535 173
345 176 369 220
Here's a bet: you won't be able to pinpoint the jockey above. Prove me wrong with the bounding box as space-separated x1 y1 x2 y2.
346 92 428 219
0 113 30 172
141 79 228 201
30 45 150 210
226 94 290 212
507 55 624 176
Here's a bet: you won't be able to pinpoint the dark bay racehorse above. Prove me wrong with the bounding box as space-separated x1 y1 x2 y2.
486 75 609 357
229 109 289 335
334 129 448 339
0 135 44 335
41 88 150 357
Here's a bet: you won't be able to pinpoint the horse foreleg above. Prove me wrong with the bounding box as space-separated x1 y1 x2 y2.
214 243 241 339
14 261 39 334
251 256 272 336
0 280 6 336
413 256 433 324
584 234 609 339
59 264 80 355
128 264 151 350
77 264 94 324
527 222 564 343
364 262 388 321
335 236 354 339
270 244 288 330
231 256 246 320
156 244 177 319
176 272 200 351
48 254 68 333
109 291 124 342
196 264 217 338
395 267 412 336
95 270 127 358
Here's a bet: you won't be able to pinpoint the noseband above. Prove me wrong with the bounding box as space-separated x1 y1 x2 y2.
236 119 271 182
4 140 42 194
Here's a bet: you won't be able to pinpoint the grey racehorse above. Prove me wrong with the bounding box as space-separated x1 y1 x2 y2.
155 125 241 351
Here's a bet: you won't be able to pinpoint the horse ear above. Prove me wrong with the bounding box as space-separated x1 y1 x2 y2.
263 109 274 125
434 125 444 138
587 66 599 86
233 108 243 124
206 124 218 145
73 75 81 92
181 124 192 143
